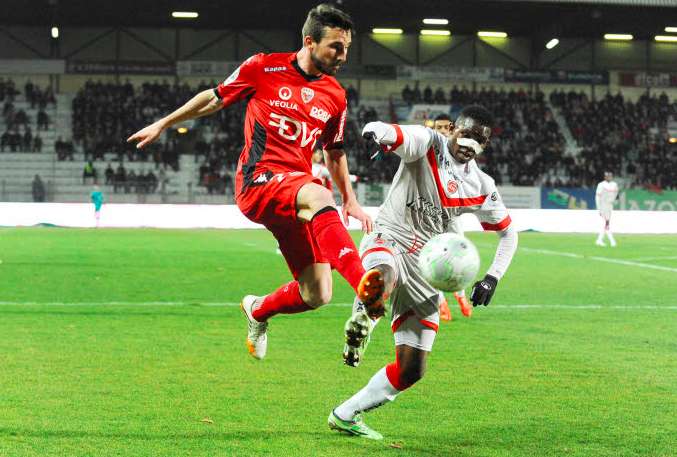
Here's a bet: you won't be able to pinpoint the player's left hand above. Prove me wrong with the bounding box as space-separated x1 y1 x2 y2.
342 198 373 233
470 274 498 306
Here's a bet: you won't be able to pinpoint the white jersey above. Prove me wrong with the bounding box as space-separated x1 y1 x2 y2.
595 180 618 210
377 124 511 243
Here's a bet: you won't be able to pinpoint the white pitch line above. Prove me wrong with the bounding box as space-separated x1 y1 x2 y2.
629 255 677 262
0 302 675 310
517 246 677 273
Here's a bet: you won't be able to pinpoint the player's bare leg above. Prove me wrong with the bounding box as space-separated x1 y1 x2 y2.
332 344 429 439
297 182 385 312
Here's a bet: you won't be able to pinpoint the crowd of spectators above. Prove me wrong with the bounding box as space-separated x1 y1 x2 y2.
1 78 53 153
551 90 676 189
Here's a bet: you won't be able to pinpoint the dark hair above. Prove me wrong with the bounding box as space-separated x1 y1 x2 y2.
433 113 451 122
302 3 354 43
459 105 494 128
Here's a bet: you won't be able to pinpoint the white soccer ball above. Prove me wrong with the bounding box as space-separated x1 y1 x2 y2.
417 233 481 292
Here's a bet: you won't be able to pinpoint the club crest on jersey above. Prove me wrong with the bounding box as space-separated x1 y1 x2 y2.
278 87 292 101
301 87 314 103
447 180 458 193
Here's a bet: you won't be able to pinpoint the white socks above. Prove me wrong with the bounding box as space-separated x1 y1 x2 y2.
334 367 400 421
597 231 617 246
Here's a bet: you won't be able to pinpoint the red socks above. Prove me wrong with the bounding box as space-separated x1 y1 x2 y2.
252 281 313 322
310 208 365 292
385 354 414 391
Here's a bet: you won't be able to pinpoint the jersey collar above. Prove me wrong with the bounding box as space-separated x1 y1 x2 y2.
290 56 323 82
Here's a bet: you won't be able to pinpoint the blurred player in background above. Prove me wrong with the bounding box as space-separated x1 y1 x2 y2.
329 106 518 440
90 185 103 228
595 171 619 247
432 113 472 321
127 4 384 360
312 148 333 191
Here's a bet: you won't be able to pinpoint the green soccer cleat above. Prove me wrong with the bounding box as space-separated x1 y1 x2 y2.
328 410 383 440
343 309 374 367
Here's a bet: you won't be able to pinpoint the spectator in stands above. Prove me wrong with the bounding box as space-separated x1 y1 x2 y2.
346 84 359 110
145 170 158 193
125 169 136 194
401 84 413 105
22 127 32 151
413 83 422 103
32 174 46 202
0 130 9 152
33 134 42 152
114 163 126 193
423 85 433 104
37 109 49 130
104 163 115 185
83 161 97 184
434 87 446 105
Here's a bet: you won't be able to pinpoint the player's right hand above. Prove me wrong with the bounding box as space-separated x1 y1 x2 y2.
127 121 165 149
362 131 384 161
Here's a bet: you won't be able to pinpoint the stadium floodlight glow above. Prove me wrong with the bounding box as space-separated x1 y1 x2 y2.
51 27 59 39
546 38 559 49
372 28 404 35
423 18 449 25
171 11 199 19
421 29 451 36
655 35 677 42
665 27 677 33
177 127 188 134
478 31 508 38
604 34 633 41
669 137 677 144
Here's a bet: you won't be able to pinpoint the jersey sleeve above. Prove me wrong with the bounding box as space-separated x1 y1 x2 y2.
321 99 348 150
475 178 512 231
214 53 262 107
393 125 439 163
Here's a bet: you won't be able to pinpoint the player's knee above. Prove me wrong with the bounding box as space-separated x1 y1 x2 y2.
400 360 426 386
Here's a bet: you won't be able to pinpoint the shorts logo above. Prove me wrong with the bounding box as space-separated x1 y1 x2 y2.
338 247 354 258
301 87 314 103
278 87 292 101
446 180 458 193
491 192 498 201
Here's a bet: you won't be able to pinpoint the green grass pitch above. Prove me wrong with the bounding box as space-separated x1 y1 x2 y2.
0 228 675 457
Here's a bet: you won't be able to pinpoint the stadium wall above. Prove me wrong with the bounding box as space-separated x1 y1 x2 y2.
1 203 676 234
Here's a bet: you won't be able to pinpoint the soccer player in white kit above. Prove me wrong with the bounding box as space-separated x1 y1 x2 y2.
328 106 518 440
595 171 619 247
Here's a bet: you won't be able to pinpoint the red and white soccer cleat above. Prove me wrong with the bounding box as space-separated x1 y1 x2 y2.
454 292 472 317
357 269 386 320
439 295 452 321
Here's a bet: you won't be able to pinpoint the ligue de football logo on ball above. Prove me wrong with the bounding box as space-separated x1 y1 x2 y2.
446 180 458 194
301 87 314 104
279 87 292 101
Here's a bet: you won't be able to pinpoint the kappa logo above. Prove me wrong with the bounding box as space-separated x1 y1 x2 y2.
446 180 458 193
278 87 292 101
265 66 287 73
253 173 269 184
338 247 354 259
301 87 314 103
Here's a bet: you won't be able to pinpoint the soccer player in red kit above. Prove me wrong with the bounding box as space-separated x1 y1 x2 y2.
127 4 384 360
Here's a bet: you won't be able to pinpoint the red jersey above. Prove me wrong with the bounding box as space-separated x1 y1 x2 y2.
215 52 347 195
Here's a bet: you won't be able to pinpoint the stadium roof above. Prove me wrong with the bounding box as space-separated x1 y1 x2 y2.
2 0 676 40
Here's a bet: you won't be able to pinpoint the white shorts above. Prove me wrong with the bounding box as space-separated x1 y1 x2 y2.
392 311 438 351
359 229 440 350
600 208 612 221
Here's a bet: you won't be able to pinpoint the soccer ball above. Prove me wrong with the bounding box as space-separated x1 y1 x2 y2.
417 233 481 292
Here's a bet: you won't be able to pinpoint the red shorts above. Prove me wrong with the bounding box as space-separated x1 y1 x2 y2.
236 171 327 279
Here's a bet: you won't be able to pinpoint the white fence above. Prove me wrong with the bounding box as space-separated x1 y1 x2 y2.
1 203 676 234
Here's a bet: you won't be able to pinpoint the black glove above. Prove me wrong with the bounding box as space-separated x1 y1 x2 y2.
362 131 385 161
470 274 498 307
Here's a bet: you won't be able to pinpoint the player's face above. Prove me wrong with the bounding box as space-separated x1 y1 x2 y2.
433 120 452 138
449 117 490 164
309 27 351 76
604 172 613 181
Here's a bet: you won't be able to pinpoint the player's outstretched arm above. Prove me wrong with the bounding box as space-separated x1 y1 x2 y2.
127 89 223 149
362 122 434 163
325 148 373 233
470 226 518 306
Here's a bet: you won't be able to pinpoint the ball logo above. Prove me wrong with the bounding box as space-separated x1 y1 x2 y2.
278 87 292 101
446 180 458 193
301 87 314 104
